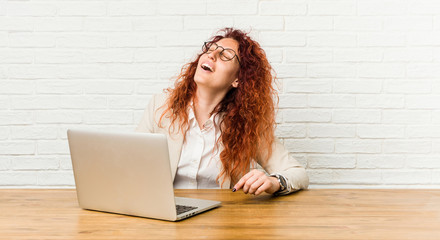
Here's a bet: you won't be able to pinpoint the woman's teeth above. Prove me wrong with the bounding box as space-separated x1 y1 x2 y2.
202 63 213 72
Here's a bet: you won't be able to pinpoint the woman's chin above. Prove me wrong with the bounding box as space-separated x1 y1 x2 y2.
194 74 209 86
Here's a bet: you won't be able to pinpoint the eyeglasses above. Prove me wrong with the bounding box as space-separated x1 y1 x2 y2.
202 41 240 65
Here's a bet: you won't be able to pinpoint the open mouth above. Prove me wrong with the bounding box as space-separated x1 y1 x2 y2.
201 63 213 72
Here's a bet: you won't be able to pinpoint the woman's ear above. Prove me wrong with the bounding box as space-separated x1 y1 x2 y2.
232 78 239 88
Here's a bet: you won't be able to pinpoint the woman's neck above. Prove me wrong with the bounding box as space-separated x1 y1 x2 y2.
193 88 226 129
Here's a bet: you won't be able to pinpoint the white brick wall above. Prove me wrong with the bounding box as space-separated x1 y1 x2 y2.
1 0 440 189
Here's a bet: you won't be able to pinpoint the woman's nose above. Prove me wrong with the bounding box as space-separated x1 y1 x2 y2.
207 49 221 61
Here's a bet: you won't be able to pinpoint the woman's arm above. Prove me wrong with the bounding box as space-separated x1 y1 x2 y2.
261 138 309 194
233 138 309 196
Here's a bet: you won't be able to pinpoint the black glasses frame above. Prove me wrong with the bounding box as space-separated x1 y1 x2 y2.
202 41 241 65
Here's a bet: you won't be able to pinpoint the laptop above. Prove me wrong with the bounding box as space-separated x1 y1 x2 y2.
67 128 221 221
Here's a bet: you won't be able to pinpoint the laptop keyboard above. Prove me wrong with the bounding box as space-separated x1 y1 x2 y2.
176 205 198 215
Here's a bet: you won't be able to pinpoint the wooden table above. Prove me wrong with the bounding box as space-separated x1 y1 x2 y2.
1 189 439 239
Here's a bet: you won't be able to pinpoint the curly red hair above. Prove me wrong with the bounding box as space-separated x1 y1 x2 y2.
160 28 278 184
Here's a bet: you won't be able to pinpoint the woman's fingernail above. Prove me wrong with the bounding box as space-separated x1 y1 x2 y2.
232 188 236 192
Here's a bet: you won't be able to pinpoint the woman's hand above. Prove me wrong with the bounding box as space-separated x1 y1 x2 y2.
232 169 280 195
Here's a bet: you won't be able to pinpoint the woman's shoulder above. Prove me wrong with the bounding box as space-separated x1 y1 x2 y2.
149 92 169 109
152 92 167 102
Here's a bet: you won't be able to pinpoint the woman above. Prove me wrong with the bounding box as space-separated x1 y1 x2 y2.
136 28 309 196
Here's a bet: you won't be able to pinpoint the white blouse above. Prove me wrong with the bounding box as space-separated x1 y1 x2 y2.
173 106 222 189
172 104 292 194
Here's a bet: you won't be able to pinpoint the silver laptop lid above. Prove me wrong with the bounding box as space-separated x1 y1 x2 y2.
67 129 178 221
